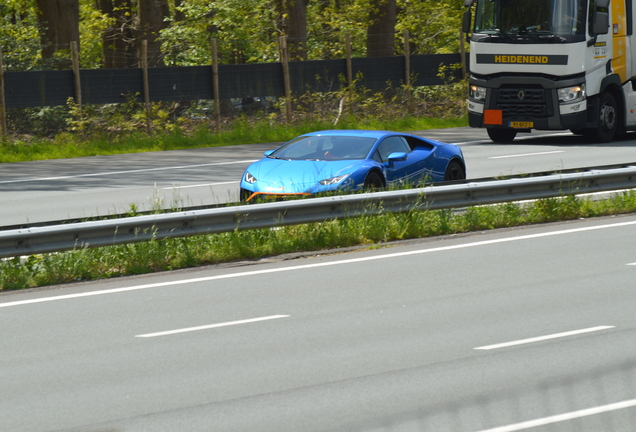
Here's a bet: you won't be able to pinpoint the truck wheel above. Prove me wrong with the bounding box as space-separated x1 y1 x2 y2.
590 92 617 143
487 128 517 143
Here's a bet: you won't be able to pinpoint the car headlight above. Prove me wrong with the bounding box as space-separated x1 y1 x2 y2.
319 174 349 185
244 171 257 183
469 85 487 101
557 84 586 104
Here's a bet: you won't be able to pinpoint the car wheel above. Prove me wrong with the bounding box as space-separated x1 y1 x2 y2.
363 171 385 190
487 128 517 143
588 91 617 143
444 160 466 181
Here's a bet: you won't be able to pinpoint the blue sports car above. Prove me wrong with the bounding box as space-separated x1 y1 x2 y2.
240 130 466 202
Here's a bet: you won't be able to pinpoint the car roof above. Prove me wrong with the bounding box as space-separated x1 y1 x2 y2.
302 130 403 140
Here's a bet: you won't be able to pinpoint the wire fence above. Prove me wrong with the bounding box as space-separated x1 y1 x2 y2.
0 33 467 137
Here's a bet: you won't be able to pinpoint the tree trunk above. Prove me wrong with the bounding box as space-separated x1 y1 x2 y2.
366 0 397 57
275 0 310 61
174 0 185 22
98 0 136 68
36 0 80 66
136 0 170 66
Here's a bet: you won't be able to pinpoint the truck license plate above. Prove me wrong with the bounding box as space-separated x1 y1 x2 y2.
509 121 533 128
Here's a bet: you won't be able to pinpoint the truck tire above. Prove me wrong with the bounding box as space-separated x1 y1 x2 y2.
487 128 517 143
589 92 617 143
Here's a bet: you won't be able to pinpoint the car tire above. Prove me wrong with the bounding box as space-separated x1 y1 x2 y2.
487 128 517 143
444 160 466 181
363 171 385 190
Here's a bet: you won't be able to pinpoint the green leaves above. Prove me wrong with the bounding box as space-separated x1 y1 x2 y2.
0 0 464 69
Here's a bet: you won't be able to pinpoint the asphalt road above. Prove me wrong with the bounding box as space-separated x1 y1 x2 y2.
2 127 636 226
1 215 636 431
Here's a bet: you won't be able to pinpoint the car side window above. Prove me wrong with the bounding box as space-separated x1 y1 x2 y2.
376 136 411 162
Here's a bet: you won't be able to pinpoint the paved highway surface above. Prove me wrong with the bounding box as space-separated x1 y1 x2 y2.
1 215 636 431
2 127 636 226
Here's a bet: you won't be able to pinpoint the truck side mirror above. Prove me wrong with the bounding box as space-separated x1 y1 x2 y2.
593 11 609 34
462 9 471 34
462 10 472 34
593 0 610 35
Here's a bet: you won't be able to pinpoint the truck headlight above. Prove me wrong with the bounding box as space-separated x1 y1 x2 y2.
469 85 487 101
557 84 586 104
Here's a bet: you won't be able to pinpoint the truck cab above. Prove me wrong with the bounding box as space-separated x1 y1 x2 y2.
462 0 636 143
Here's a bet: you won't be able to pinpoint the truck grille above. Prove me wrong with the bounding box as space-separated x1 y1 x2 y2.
498 103 546 116
496 87 549 117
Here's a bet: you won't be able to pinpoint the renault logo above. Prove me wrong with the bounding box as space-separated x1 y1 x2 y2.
517 89 525 101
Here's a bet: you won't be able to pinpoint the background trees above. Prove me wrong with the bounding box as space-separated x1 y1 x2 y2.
36 0 80 66
0 0 463 70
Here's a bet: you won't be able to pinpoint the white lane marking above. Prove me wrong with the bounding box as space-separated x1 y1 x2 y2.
161 181 239 190
473 398 636 432
474 326 615 350
0 160 258 184
2 219 636 308
135 314 289 338
628 262 636 266
488 150 565 159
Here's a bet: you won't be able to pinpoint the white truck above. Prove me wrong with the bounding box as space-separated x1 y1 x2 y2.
462 0 636 143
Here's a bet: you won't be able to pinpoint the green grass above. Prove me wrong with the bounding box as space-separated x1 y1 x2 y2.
2 192 635 291
0 115 467 163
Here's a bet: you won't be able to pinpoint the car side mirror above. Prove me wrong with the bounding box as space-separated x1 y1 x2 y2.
264 150 275 156
387 152 408 162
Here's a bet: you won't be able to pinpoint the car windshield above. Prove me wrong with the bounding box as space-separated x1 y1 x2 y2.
269 136 377 161
473 0 587 43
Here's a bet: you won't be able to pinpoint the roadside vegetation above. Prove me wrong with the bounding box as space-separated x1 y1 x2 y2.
0 78 467 163
2 192 636 291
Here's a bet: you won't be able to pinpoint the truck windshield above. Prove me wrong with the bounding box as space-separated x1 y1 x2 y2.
473 0 587 42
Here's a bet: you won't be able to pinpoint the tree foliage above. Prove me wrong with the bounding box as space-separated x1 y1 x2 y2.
0 0 463 70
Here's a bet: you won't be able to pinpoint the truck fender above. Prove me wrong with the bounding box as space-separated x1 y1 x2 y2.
587 74 624 132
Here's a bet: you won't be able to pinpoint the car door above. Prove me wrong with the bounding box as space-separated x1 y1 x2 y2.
374 136 414 185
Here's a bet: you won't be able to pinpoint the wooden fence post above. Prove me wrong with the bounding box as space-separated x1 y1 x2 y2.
141 39 151 134
70 41 82 118
0 45 6 140
403 30 411 104
279 36 292 123
345 32 353 110
210 38 221 131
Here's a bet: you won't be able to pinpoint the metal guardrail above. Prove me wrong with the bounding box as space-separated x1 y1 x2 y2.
1 165 635 258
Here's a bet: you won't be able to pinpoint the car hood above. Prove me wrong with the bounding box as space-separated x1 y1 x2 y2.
248 158 363 191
